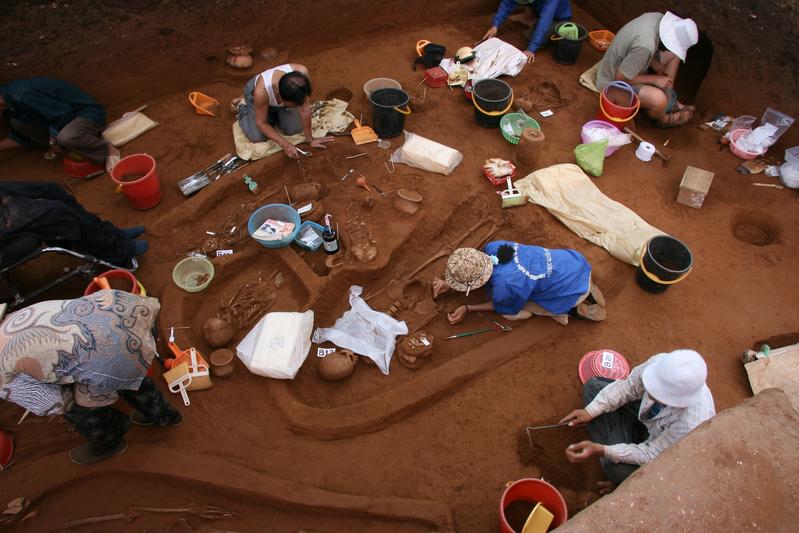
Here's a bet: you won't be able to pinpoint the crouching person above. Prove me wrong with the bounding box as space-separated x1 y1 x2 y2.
560 349 715 490
0 290 182 465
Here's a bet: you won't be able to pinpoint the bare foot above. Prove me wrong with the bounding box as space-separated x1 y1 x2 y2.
549 314 569 326
597 480 617 495
508 11 536 28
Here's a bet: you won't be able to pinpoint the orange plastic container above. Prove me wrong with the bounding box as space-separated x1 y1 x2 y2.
110 153 161 210
84 269 144 296
500 479 568 532
188 91 220 116
597 81 640 129
589 30 615 51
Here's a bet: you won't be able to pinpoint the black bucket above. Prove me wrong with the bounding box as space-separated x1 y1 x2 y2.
472 79 513 128
368 88 410 138
636 235 693 294
552 22 587 65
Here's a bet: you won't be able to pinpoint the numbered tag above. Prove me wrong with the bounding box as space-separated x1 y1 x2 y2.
317 347 336 358
601 351 615 369
216 249 233 257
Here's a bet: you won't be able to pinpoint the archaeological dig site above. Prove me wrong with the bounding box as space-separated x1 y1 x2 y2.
1 0 798 531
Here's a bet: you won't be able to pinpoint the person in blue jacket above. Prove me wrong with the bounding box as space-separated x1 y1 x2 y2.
0 77 119 171
432 241 605 325
482 0 572 63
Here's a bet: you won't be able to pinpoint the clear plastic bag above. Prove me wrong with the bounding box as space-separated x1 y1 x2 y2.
312 286 408 374
390 131 463 176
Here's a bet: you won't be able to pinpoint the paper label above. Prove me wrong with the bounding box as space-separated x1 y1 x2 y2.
601 351 615 369
317 347 336 358
298 203 313 214
420 336 430 346
216 249 233 256
540 110 554 117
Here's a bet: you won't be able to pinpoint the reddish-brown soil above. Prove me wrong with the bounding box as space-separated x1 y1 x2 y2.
1 1 798 532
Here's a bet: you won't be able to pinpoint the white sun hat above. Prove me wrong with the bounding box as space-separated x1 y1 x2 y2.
641 349 707 407
659 11 699 62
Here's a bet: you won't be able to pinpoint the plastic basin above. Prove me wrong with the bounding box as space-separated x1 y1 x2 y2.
500 113 540 145
581 120 622 156
247 204 301 248
730 128 761 160
363 78 402 97
172 256 214 292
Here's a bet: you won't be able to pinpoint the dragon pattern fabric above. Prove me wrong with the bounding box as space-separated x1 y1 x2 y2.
0 290 160 415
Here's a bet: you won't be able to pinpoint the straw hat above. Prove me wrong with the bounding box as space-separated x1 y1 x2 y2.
444 248 493 295
641 349 707 407
659 11 698 62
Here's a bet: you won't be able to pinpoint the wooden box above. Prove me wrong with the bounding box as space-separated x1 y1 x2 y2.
677 166 714 209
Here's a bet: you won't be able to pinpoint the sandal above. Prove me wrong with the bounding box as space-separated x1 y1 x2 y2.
569 303 606 322
69 439 128 465
653 108 694 128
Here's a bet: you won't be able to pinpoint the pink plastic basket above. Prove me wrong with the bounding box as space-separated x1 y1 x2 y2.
578 349 630 384
580 120 622 156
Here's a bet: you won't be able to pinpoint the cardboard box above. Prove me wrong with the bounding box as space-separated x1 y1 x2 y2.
677 166 714 209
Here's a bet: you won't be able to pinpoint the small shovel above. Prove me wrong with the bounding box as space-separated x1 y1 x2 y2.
351 119 378 145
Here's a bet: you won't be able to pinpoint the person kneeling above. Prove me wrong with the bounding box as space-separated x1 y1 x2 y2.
432 240 606 326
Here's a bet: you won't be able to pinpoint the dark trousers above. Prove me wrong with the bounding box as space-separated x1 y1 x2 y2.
0 181 135 265
9 116 109 163
583 377 650 484
63 377 180 454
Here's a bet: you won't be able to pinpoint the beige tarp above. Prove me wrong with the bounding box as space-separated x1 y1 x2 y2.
233 98 354 161
579 61 601 93
514 163 666 265
102 111 159 147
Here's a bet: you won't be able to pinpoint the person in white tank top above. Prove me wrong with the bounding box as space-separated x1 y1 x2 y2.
237 63 334 159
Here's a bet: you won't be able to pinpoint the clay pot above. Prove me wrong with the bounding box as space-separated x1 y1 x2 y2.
318 349 358 382
209 349 235 377
226 45 253 69
393 189 422 215
203 317 236 348
325 253 345 269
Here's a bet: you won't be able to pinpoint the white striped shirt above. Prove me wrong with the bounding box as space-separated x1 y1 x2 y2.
585 354 716 465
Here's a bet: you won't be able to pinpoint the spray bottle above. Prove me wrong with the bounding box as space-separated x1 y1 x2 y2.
322 213 339 255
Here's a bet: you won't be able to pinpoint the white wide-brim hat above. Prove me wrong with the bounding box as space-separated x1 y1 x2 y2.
659 11 699 62
642 349 707 408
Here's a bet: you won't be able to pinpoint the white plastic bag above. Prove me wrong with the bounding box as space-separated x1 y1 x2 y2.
390 131 463 176
236 310 314 379
440 38 526 79
312 286 408 375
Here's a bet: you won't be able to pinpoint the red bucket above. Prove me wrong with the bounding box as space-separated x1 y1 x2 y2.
598 81 640 129
500 478 568 532
110 153 161 210
84 269 145 296
63 156 103 178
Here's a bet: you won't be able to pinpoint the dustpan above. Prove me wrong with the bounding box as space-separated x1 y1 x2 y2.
188 91 220 117
166 341 213 391
351 119 378 145
521 502 554 533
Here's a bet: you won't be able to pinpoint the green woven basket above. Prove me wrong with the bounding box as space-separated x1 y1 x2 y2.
500 113 541 145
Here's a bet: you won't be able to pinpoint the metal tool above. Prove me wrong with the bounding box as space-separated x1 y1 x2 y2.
445 322 512 340
296 147 312 157
526 424 568 448
177 154 248 196
339 168 355 181
623 127 671 165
